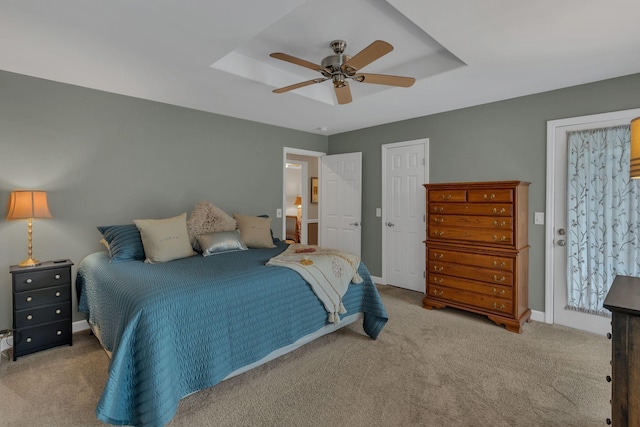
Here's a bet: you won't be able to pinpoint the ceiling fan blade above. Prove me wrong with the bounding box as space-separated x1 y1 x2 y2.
270 52 327 73
354 73 415 87
273 78 328 93
342 40 393 73
334 81 352 105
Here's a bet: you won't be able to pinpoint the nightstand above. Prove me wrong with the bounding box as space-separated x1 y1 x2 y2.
10 260 73 360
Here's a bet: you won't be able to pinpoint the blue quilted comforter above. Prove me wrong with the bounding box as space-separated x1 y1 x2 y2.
76 242 387 427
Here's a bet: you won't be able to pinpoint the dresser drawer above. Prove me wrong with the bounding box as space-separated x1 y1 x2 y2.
429 260 513 285
430 214 513 230
15 303 71 328
467 189 513 203
428 226 514 245
428 248 513 271
429 274 513 299
15 320 72 355
14 285 70 311
428 284 514 315
428 190 467 202
430 203 513 216
13 267 71 292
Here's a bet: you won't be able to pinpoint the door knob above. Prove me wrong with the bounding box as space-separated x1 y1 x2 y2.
558 228 566 235
385 222 395 227
350 222 360 227
557 240 566 246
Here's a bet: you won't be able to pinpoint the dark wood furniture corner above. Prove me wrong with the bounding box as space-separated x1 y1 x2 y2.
603 275 640 427
10 259 73 360
423 181 530 333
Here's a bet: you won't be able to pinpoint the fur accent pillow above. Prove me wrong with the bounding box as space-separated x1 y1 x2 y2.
187 201 237 251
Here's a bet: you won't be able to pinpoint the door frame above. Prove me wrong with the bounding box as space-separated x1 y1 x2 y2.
381 138 429 285
544 108 640 324
283 147 325 241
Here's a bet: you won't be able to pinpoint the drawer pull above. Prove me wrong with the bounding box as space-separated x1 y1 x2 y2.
433 230 444 236
441 194 452 200
483 193 496 200
492 303 505 310
432 289 444 296
433 217 445 223
433 252 443 259
492 208 506 214
434 206 444 212
493 235 507 242
26 278 33 284
55 292 61 297
493 275 506 283
492 288 506 295
26 314 33 320
56 330 62 336
433 277 443 284
433 265 444 272
493 261 506 268
56 309 61 315
26 337 32 343
54 274 61 280
492 221 506 227
26 296 33 302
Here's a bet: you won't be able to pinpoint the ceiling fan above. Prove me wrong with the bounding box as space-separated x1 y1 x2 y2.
270 40 415 105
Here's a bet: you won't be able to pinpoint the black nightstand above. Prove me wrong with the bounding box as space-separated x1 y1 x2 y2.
10 260 74 360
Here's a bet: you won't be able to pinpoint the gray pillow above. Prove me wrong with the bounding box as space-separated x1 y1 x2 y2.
198 230 248 256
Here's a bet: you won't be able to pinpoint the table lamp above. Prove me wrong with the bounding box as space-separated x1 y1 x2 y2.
6 190 53 267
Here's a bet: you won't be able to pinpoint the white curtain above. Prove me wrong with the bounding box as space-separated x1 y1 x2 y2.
566 125 640 316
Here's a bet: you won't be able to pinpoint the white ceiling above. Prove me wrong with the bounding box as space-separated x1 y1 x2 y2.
2 0 640 135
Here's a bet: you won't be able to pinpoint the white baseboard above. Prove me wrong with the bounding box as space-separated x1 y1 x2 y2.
73 319 90 333
530 309 545 323
0 337 11 354
0 320 91 354
371 275 383 284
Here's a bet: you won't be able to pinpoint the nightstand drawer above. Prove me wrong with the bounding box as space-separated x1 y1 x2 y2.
15 303 71 328
13 267 71 292
14 285 70 311
15 320 72 356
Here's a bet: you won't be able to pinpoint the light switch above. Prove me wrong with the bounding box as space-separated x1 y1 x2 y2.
376 208 382 217
276 209 282 218
534 212 544 225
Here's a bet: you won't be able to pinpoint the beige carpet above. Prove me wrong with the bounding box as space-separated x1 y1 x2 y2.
0 285 611 426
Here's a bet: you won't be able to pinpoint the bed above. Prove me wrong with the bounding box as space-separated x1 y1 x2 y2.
76 240 388 427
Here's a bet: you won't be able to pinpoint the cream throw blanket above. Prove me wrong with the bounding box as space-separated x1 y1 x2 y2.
266 244 363 324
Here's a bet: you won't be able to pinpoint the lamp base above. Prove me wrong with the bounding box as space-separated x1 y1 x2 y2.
18 257 41 267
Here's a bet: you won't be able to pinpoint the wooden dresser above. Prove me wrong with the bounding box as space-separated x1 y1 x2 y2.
423 181 530 333
603 275 640 427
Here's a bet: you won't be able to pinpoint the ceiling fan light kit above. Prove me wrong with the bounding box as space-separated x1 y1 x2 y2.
270 39 415 105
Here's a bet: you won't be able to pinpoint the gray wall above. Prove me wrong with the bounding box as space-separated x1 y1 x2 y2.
0 71 328 330
327 72 640 312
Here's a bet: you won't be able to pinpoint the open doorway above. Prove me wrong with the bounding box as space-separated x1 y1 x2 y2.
283 148 324 244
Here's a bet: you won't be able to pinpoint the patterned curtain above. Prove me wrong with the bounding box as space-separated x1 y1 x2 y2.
566 125 640 316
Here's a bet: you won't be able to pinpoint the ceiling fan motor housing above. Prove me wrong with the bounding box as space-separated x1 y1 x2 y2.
321 54 351 73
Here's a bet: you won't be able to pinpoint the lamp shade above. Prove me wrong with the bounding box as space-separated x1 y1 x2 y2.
6 191 53 220
632 117 640 179
294 196 302 207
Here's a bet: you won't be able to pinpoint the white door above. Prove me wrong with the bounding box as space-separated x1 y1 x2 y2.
382 139 428 292
319 152 362 257
546 109 640 335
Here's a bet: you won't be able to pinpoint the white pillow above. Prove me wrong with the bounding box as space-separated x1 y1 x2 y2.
134 213 196 263
234 213 276 249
